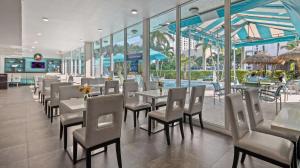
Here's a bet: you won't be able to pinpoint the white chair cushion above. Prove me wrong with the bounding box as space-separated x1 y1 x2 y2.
238 131 294 165
148 109 183 122
60 112 83 125
125 100 151 111
256 120 298 142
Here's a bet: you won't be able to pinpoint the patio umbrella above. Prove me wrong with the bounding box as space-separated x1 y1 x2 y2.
276 46 300 61
242 52 279 65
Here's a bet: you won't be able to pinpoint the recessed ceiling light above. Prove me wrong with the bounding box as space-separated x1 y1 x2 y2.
42 17 49 22
37 33 42 36
131 9 138 15
33 41 38 44
131 29 138 34
32 46 36 49
80 39 83 42
97 28 103 32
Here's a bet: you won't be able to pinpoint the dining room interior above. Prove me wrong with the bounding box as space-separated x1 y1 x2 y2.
1 0 300 167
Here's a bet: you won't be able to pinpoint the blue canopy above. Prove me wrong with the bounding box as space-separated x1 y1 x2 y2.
168 0 300 48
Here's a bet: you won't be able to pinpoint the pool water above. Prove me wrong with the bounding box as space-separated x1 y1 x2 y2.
162 79 214 89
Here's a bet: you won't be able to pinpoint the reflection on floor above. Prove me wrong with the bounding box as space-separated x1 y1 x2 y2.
0 86 298 168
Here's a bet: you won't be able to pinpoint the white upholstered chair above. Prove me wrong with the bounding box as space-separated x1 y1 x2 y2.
59 85 84 150
73 94 123 168
148 88 187 145
123 81 151 127
105 80 120 95
48 82 72 123
226 93 295 168
184 85 205 134
42 78 59 111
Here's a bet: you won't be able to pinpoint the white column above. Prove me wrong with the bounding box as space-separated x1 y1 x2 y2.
224 0 232 130
70 51 74 75
84 42 93 77
74 58 78 75
176 5 181 87
143 18 150 90
110 34 114 78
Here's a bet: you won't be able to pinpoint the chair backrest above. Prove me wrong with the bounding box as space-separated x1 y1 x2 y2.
68 75 73 82
105 80 119 95
275 85 284 96
89 78 105 85
226 93 249 145
42 78 59 93
50 82 72 100
187 86 205 114
165 88 187 121
245 89 264 130
123 79 135 83
81 78 89 86
123 81 139 104
212 82 221 91
85 94 123 146
149 81 159 90
59 85 83 101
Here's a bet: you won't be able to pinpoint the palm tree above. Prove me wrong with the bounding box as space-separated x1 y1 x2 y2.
280 41 299 50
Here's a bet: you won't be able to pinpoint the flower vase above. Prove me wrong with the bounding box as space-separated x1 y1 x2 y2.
84 94 88 107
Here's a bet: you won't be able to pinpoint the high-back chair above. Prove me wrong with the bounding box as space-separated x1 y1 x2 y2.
148 88 187 145
81 77 89 85
59 85 84 150
73 94 123 168
245 89 297 142
48 82 72 123
226 93 295 168
37 77 44 101
123 81 151 127
68 75 74 83
184 85 205 134
144 81 167 110
105 80 120 95
42 78 59 107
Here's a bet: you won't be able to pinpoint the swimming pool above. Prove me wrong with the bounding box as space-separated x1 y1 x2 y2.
162 79 214 89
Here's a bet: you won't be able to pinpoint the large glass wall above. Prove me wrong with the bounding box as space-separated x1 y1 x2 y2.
113 31 125 82
93 40 101 77
149 9 176 88
180 0 226 127
79 47 85 75
101 36 111 77
127 23 144 86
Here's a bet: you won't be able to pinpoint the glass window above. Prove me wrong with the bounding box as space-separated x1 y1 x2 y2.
101 36 111 77
93 40 101 77
127 23 143 86
150 9 176 89
113 30 125 82
180 0 225 127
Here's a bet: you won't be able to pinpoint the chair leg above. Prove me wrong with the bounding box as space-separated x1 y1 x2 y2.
50 107 54 123
86 149 91 168
179 120 184 140
133 111 137 128
188 115 194 134
164 123 170 145
47 106 51 118
214 92 216 104
232 147 240 168
116 139 122 168
73 137 77 164
199 112 204 129
104 146 107 152
44 102 47 114
59 122 63 139
280 96 282 110
124 108 127 122
148 117 151 136
276 98 278 114
183 114 186 123
241 152 246 163
63 126 68 150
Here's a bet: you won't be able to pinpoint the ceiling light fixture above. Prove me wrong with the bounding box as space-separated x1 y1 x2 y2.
189 7 199 14
32 46 36 49
80 39 83 42
97 28 103 32
37 33 42 36
131 9 138 15
34 41 38 44
42 17 49 22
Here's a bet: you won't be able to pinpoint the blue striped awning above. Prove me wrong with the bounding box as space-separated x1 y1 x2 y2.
168 0 300 48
